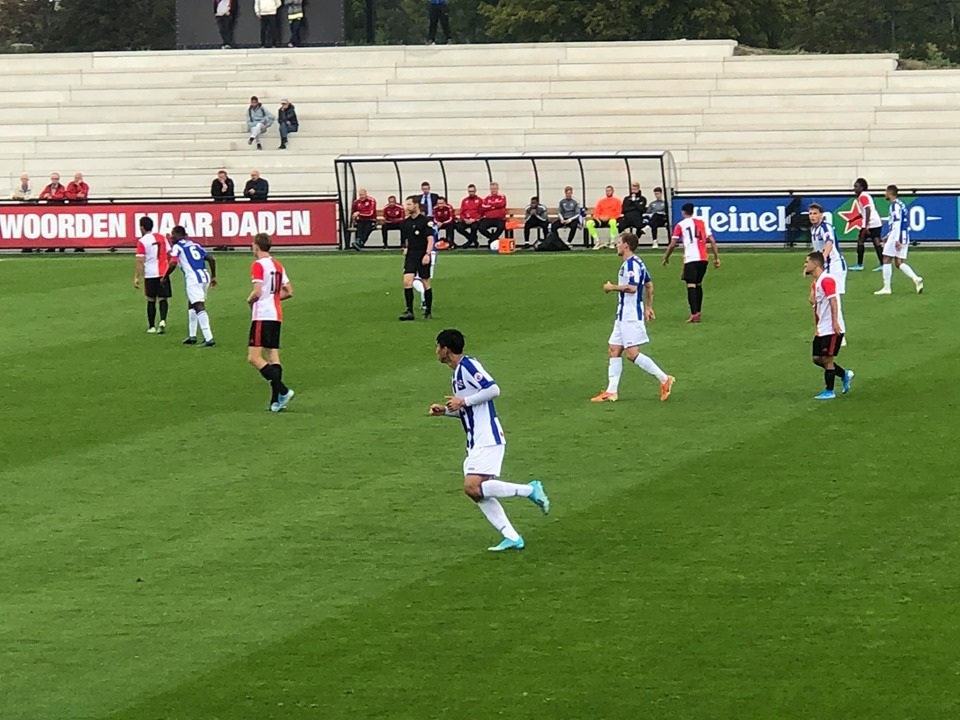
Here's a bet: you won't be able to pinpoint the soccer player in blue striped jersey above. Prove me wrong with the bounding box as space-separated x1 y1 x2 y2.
592 233 675 403
430 329 550 552
875 185 924 295
808 204 847 295
160 226 218 347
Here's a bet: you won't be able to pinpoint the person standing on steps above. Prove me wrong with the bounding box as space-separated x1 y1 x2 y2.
285 0 304 47
214 0 237 48
255 0 282 48
426 0 453 45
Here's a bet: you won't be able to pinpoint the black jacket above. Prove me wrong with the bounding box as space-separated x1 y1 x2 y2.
211 177 235 201
417 192 440 214
622 193 647 216
278 104 299 130
244 178 269 201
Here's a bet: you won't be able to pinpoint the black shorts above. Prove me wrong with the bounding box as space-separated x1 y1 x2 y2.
144 276 172 299
682 260 708 284
812 334 843 358
249 320 282 349
861 227 882 242
403 251 431 279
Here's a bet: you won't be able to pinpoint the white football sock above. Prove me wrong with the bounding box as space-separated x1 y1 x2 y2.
634 353 668 383
899 263 919 281
606 357 623 393
882 263 893 289
412 278 424 297
481 479 533 498
188 309 198 337
196 310 213 341
477 498 520 541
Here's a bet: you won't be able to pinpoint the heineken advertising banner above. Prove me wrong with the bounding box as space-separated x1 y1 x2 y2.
671 194 960 243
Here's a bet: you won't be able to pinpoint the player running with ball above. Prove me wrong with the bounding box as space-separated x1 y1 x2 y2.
591 232 675 403
430 329 550 552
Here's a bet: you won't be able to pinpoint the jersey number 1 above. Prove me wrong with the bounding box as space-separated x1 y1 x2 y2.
269 271 282 294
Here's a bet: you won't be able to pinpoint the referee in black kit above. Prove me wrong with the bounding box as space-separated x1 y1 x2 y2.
399 196 435 321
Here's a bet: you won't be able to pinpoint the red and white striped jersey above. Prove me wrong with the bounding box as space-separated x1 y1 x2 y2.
856 192 883 229
251 256 289 321
135 232 170 279
813 274 845 337
671 217 709 263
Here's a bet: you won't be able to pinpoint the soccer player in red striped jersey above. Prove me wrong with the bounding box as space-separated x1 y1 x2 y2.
663 203 720 323
247 233 295 412
133 216 172 334
804 251 853 400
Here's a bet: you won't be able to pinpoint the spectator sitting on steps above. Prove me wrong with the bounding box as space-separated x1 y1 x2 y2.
211 170 235 201
277 98 298 150
66 172 89 203
246 96 274 151
11 173 32 201
244 169 269 201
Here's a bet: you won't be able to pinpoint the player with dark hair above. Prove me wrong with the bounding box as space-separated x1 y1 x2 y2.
247 233 295 411
875 184 924 295
133 216 172 334
804 251 853 400
851 177 884 271
399 197 434 321
160 226 217 347
591 232 674 403
663 203 720 323
430 328 550 552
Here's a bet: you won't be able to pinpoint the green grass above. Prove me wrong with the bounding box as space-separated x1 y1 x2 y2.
1 250 959 720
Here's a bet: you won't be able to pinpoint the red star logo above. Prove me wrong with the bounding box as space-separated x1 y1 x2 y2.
838 204 863 234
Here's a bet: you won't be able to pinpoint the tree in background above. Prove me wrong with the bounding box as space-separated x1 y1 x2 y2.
0 0 175 52
0 0 957 63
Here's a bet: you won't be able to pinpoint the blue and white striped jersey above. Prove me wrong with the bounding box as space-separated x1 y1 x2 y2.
887 199 909 243
810 220 845 273
451 355 505 450
170 239 211 284
616 256 650 322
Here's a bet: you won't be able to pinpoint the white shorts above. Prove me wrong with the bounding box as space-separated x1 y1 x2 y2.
608 319 649 349
185 278 210 304
883 237 909 259
463 444 505 478
825 265 847 295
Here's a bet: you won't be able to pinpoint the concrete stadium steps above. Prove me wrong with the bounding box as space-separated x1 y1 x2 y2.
1 40 959 197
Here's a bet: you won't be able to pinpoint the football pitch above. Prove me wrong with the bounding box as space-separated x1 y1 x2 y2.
2 250 959 720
